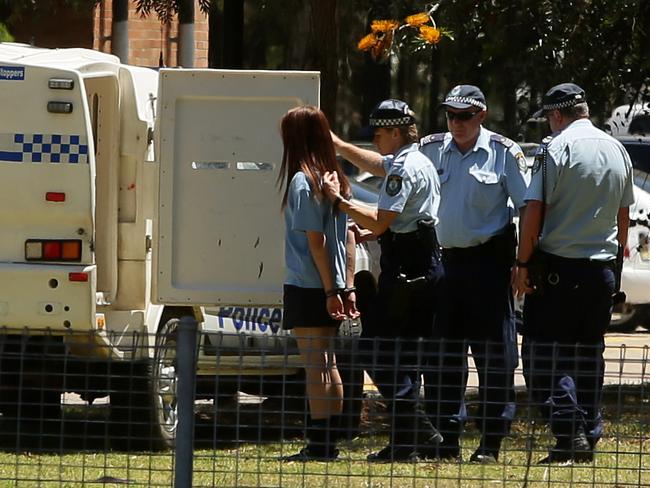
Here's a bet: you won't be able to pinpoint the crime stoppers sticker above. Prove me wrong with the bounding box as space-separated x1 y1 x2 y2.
0 66 25 81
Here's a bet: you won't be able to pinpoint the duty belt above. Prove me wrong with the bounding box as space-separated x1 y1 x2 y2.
442 224 516 262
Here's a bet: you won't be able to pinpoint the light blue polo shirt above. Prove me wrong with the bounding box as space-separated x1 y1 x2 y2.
420 127 530 248
526 119 635 260
378 143 439 233
284 171 348 289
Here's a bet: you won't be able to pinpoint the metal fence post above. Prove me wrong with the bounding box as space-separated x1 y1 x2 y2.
174 315 198 488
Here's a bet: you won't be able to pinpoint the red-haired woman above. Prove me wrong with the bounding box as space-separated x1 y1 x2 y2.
278 106 358 461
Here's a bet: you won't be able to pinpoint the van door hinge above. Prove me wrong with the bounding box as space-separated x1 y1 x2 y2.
145 235 152 252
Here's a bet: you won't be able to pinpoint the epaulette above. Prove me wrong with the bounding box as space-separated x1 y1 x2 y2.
541 135 554 145
419 133 446 146
490 134 514 148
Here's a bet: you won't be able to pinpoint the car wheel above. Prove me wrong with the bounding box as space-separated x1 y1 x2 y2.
609 304 648 333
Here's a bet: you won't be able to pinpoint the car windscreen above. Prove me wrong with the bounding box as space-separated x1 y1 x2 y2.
622 141 650 174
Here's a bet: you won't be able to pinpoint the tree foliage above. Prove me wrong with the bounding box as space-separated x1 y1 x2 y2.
1 0 647 139
387 0 650 134
135 0 212 23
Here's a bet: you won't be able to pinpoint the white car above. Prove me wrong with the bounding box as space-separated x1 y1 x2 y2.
611 136 650 331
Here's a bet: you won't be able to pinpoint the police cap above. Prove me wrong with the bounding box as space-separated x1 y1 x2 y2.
369 99 416 127
533 83 586 118
440 85 487 111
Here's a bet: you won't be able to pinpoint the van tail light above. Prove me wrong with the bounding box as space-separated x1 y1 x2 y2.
25 239 82 262
68 272 88 282
46 192 66 202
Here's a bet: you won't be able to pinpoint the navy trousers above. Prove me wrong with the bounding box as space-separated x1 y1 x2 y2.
362 231 444 403
522 253 615 446
426 249 518 450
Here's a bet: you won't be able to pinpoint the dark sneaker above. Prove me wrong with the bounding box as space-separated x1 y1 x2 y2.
280 446 339 462
538 428 593 464
419 443 461 462
469 450 498 464
367 444 420 463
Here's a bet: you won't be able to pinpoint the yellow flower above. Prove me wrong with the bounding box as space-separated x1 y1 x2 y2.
371 19 399 33
372 30 394 61
419 25 442 45
405 12 430 27
357 33 379 51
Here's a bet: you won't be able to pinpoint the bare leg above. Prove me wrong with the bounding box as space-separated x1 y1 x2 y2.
293 327 343 419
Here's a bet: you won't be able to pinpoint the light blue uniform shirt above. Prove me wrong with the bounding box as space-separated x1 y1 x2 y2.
284 171 348 289
378 143 439 233
420 127 530 248
526 119 635 260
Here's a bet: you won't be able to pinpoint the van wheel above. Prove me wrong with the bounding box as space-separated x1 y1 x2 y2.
110 317 183 450
150 317 181 449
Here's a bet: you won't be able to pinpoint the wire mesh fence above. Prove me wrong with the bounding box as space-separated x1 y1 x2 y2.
0 323 648 487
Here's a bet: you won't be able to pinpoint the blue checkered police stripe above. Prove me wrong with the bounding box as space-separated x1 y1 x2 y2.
0 133 89 164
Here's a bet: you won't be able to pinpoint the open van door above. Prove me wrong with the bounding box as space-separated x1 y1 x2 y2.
152 69 320 306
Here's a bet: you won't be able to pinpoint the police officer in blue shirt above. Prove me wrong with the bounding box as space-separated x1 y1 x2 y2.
323 99 444 462
420 85 530 463
515 83 634 463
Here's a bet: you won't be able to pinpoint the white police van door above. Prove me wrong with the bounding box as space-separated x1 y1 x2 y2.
153 69 320 307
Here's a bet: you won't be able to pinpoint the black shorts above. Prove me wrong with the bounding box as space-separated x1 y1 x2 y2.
282 284 341 330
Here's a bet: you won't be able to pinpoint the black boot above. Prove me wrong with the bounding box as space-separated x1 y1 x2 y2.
281 417 339 462
538 425 593 464
470 436 502 464
367 401 443 463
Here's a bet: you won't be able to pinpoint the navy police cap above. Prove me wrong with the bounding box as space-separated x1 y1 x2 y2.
440 85 487 111
533 83 586 118
369 99 416 127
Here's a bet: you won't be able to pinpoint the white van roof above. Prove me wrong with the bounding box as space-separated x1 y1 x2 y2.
0 42 120 74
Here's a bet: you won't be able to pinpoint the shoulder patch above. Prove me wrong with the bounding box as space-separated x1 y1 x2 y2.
419 133 446 146
490 134 514 148
514 152 528 173
385 174 403 197
532 152 544 174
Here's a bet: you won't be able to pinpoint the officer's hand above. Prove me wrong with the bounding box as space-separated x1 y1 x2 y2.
326 294 346 321
514 267 533 298
330 131 343 148
344 291 360 319
322 171 340 201
350 223 376 242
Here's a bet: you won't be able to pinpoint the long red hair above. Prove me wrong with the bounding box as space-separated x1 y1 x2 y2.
278 106 351 209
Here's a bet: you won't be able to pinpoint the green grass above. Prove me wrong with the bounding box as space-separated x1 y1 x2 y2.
0 387 648 487
0 424 647 487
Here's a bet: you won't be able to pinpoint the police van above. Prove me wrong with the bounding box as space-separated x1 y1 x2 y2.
0 43 371 448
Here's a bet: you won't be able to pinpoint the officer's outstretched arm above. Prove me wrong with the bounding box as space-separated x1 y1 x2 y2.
331 132 386 177
337 200 396 236
323 171 397 234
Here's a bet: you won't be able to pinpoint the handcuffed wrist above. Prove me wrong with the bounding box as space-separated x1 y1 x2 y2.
342 286 356 296
516 259 529 268
325 288 342 298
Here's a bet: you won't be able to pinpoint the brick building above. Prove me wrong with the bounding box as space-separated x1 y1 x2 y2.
4 0 209 68
94 0 209 68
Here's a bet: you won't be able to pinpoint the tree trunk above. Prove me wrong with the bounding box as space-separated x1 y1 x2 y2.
211 0 243 69
111 0 129 63
360 1 392 130
177 0 194 67
307 0 338 123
